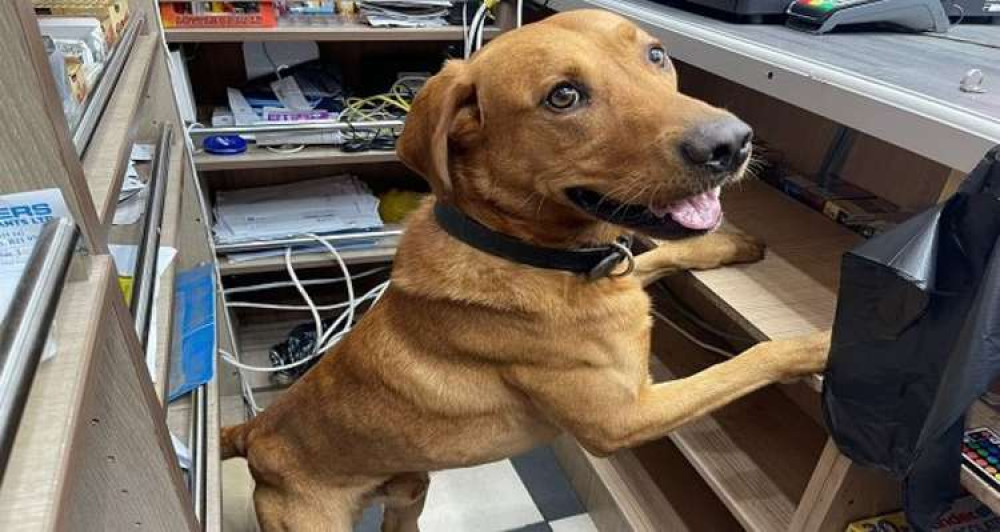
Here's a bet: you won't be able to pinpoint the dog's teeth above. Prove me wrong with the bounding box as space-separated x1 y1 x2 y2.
649 205 671 218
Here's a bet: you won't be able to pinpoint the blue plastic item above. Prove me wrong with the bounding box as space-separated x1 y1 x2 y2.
203 135 247 155
168 263 216 402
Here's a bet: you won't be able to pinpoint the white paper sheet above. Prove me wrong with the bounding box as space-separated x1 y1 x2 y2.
130 143 155 162
108 244 178 381
213 175 382 245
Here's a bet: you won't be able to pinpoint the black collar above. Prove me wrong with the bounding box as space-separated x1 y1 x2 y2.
433 202 634 280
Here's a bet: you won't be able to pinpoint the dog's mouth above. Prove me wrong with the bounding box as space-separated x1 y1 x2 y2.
565 186 723 240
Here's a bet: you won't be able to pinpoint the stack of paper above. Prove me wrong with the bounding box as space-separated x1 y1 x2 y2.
360 0 453 28
213 175 383 246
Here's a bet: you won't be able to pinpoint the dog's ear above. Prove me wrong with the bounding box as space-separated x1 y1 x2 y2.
397 60 477 201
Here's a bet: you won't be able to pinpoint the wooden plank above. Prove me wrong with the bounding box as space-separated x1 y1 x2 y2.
151 121 186 401
195 147 398 172
61 284 198 532
551 436 698 531
789 439 900 532
649 320 827 532
0 257 111 531
0 1 104 250
218 240 399 275
685 180 860 342
165 24 500 43
82 33 158 226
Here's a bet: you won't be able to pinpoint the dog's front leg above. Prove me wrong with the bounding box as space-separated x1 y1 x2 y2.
633 231 765 286
511 331 829 456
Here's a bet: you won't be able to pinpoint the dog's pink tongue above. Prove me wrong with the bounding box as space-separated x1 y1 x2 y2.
664 187 722 230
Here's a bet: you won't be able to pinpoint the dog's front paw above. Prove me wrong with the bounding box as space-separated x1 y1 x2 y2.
708 231 766 267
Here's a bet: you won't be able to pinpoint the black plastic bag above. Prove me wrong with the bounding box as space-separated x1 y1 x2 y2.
823 146 1000 531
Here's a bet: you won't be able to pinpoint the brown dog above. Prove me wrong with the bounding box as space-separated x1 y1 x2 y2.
221 10 830 531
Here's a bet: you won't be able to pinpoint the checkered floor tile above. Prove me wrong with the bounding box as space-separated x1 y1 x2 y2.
355 446 595 532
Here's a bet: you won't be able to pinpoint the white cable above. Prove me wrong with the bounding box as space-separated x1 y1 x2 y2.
218 281 389 373
463 1 470 58
285 246 324 349
223 266 388 295
226 300 354 312
307 234 357 352
468 2 488 56
650 309 735 359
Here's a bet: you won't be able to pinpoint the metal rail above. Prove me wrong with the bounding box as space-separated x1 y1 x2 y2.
0 219 79 481
214 229 404 254
130 125 172 346
190 384 208 529
73 14 145 155
187 119 405 138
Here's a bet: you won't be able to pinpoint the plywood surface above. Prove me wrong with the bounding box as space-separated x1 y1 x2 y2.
218 240 399 275
0 256 111 531
687 180 860 341
195 147 399 171
165 23 499 43
83 33 158 225
551 436 698 531
650 319 827 531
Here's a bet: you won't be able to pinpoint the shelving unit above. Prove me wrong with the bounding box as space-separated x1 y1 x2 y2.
193 146 397 171
83 31 159 227
164 23 500 43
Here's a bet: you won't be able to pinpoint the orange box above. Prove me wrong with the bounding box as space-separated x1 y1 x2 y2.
159 1 277 28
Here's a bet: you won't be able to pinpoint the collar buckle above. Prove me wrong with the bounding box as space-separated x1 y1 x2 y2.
587 237 636 281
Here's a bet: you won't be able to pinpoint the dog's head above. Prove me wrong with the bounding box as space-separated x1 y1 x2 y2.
398 10 752 244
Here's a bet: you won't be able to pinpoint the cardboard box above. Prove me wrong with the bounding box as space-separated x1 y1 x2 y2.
846 496 1000 532
36 1 130 45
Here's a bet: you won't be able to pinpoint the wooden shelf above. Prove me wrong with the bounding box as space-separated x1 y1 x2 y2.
552 435 739 532
649 318 827 532
194 147 398 171
151 129 187 402
165 23 500 43
0 257 114 530
681 179 861 342
965 401 1000 515
166 364 223 532
218 237 399 275
82 33 158 226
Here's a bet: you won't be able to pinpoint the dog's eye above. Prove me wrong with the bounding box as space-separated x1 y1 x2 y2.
545 83 584 111
648 45 668 68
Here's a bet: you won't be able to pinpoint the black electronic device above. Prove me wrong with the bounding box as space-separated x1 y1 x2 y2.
786 0 950 32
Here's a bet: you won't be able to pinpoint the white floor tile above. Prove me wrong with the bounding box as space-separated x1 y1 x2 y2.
418 460 544 532
549 514 599 532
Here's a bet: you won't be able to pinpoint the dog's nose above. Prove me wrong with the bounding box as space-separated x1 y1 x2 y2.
680 118 753 174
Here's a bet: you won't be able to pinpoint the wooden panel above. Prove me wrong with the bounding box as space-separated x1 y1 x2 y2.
83 33 158 226
194 148 398 171
551 435 700 531
649 320 827 532
0 256 196 531
838 133 952 210
60 264 196 532
0 256 110 531
790 439 901 532
165 24 500 43
683 180 860 342
219 241 398 275
0 1 103 250
631 438 743 531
